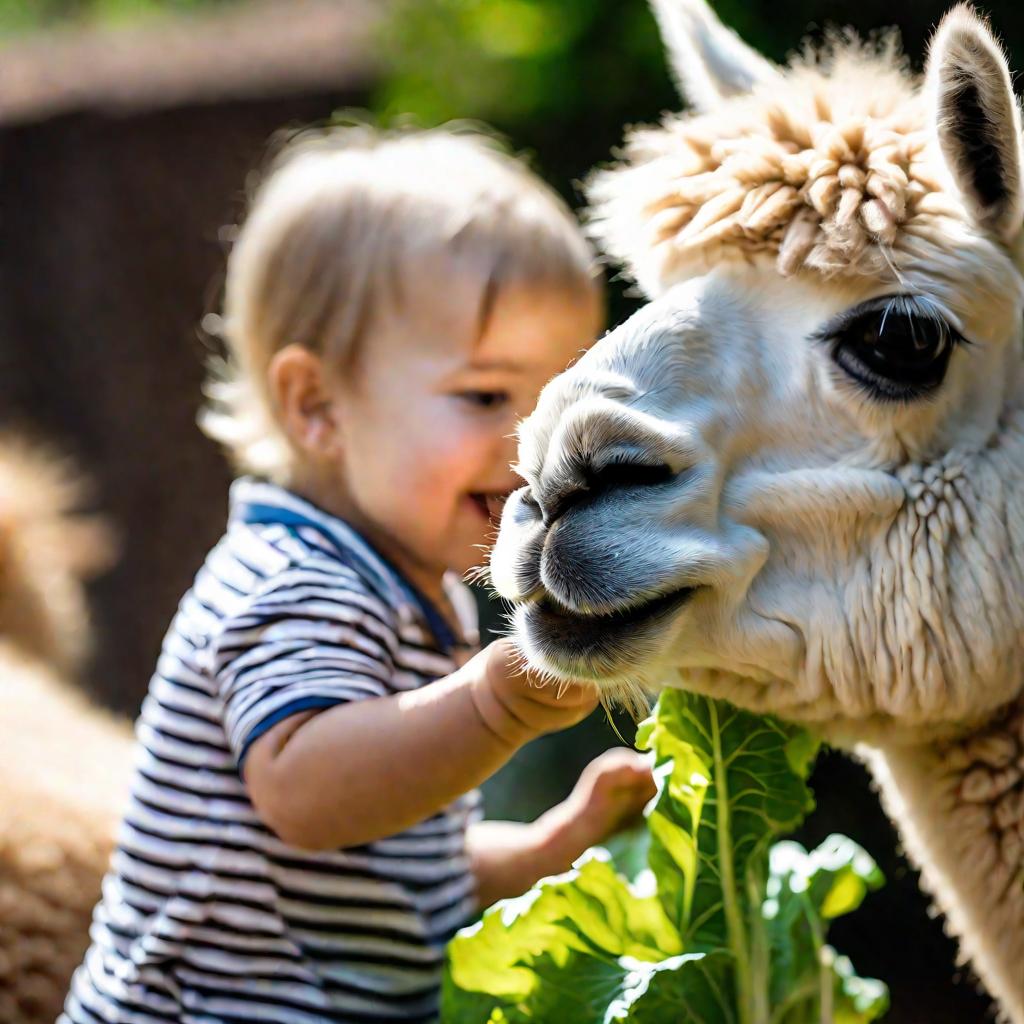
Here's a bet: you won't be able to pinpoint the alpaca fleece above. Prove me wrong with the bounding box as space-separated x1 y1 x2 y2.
0 441 130 1024
589 38 1003 289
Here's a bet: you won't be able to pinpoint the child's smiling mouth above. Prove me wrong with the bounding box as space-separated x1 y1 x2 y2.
468 490 514 524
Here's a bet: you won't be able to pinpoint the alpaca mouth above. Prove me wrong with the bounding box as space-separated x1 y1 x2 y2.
520 586 697 677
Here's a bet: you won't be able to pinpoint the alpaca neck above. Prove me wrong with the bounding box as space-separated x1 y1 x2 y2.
861 692 1024 1023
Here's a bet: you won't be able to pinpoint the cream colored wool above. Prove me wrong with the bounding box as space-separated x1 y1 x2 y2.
491 2 1024 1020
589 39 946 285
0 442 132 1024
0 441 113 677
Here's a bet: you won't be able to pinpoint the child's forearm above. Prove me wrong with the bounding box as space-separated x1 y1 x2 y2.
243 668 532 850
467 818 585 908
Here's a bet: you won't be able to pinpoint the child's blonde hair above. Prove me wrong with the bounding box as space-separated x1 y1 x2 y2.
201 123 599 483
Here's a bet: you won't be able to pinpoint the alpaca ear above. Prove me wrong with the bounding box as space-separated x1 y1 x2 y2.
926 4 1024 241
649 0 781 113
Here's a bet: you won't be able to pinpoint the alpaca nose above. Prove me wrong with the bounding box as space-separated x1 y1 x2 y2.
530 404 695 528
535 451 674 526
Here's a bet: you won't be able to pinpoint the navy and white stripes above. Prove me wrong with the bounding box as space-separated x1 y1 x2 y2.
61 479 480 1024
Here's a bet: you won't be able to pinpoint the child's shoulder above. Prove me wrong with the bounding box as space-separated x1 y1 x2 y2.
164 522 404 689
217 517 400 619
164 513 397 659
177 479 471 671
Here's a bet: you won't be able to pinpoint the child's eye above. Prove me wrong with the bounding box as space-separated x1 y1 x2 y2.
455 390 510 410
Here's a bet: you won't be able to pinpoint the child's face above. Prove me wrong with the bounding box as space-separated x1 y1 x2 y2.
325 278 602 600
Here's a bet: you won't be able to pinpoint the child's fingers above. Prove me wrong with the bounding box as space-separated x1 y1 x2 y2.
581 749 657 807
584 747 651 783
479 637 520 684
619 768 658 806
482 640 599 709
531 680 601 711
473 639 600 738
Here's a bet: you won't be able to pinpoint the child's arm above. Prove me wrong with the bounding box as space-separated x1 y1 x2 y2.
243 639 598 851
466 748 655 907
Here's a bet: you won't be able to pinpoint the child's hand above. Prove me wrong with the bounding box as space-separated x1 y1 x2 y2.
469 638 600 747
540 748 656 864
468 749 655 907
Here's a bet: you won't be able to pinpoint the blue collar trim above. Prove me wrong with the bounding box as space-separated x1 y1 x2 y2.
235 496 459 655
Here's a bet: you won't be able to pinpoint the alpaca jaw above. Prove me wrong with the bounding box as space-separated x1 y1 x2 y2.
490 480 710 686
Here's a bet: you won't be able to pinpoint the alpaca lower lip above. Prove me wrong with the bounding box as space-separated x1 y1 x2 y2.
521 587 696 669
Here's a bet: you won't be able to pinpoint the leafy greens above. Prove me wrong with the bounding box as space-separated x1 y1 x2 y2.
443 690 888 1023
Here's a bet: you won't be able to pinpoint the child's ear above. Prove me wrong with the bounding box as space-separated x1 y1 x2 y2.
268 345 342 460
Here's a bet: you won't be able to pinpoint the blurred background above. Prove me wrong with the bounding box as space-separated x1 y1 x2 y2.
1 0 1020 1019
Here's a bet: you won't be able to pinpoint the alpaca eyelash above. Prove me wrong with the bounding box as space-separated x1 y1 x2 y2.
811 294 970 349
810 294 971 404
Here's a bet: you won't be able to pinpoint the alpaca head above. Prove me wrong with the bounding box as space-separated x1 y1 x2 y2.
491 2 1024 743
0 440 115 676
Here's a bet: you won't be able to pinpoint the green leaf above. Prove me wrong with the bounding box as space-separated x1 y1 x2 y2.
508 948 632 1021
829 950 890 1023
447 943 735 1023
638 689 818 1021
768 835 884 921
607 951 737 1023
443 850 682 1022
762 837 888 1022
443 692 889 1024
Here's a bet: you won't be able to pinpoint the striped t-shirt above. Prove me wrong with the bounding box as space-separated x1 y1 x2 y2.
61 479 482 1024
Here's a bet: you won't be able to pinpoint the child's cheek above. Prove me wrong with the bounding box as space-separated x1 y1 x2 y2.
399 433 473 499
430 412 496 476
401 402 504 503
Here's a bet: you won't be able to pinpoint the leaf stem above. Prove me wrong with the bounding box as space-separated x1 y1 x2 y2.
808 902 831 1023
711 703 754 1024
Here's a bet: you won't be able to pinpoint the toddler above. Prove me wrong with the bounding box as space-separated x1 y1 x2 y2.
61 126 653 1024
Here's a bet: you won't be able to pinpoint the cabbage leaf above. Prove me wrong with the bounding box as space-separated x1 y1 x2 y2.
443 690 888 1022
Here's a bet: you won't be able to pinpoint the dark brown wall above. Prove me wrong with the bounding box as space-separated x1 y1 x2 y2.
0 91 364 712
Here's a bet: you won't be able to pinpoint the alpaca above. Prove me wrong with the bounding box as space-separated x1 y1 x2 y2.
0 440 132 1024
490 2 1024 1020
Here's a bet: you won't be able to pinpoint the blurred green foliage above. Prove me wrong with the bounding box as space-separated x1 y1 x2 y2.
0 0 237 34
373 0 1024 195
372 0 1022 328
375 0 677 183
374 0 681 326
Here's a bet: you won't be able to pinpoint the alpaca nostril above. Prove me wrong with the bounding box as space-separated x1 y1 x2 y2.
585 458 675 493
538 458 674 526
540 487 581 528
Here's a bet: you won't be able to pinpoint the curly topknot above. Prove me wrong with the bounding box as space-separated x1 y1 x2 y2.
588 36 973 291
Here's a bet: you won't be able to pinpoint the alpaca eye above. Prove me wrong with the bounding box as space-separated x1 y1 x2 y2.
823 297 966 402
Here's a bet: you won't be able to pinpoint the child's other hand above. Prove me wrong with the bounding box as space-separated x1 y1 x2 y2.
468 749 655 906
469 638 600 747
541 748 656 863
